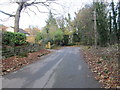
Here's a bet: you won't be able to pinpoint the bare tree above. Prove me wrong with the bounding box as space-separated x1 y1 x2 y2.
0 0 57 32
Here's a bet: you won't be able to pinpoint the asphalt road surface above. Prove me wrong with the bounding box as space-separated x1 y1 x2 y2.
2 47 102 88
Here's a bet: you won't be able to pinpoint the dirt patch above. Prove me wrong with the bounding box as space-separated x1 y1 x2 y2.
81 46 119 89
1 49 51 75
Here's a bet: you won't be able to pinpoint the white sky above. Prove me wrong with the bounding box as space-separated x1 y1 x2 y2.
0 0 119 29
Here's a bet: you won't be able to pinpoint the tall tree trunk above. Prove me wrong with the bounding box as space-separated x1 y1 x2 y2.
109 12 112 45
14 3 24 32
118 1 120 44
111 1 118 43
94 10 97 48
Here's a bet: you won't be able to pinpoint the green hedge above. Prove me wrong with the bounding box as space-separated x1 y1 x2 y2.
2 31 27 46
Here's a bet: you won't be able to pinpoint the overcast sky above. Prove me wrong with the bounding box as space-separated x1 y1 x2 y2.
0 0 118 29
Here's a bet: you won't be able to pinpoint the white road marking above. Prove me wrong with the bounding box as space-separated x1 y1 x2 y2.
32 57 64 88
44 53 68 88
78 65 82 70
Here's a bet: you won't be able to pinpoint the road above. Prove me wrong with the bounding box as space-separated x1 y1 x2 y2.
2 47 102 88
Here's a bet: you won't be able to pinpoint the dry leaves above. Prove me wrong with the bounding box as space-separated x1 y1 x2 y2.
1 49 51 75
81 46 119 89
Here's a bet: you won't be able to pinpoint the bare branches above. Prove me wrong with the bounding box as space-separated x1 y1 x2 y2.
0 0 64 32
0 16 13 22
23 0 56 8
24 11 31 16
33 5 48 13
24 1 46 7
0 10 15 17
27 7 37 15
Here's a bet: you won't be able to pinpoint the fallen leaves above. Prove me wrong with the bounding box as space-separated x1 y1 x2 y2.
81 46 119 88
1 49 51 75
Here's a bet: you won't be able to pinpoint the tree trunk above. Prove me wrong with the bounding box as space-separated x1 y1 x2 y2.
14 3 24 32
109 12 112 45
93 10 97 48
118 1 120 50
111 1 118 44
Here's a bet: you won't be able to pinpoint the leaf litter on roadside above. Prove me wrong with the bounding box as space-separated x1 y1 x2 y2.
81 46 119 89
1 49 51 75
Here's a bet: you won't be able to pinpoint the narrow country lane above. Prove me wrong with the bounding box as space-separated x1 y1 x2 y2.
2 47 102 88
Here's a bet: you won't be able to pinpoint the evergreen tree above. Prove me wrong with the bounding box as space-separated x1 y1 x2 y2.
95 2 108 47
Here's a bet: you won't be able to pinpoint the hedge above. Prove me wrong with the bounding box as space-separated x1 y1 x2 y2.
2 31 45 59
2 31 27 46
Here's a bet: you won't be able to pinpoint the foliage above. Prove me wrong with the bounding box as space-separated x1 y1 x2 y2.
2 31 27 46
17 52 28 57
35 32 43 43
95 2 108 47
26 36 35 43
74 5 94 45
46 11 57 25
73 1 119 47
2 43 42 58
111 1 119 45
54 29 64 45
25 26 41 36
62 35 69 45
72 32 80 42
39 1 119 47
41 11 64 45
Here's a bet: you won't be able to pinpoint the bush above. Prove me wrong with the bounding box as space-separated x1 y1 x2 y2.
67 43 75 46
2 31 27 46
2 43 42 58
62 35 69 46
14 32 27 46
17 52 28 57
35 32 43 43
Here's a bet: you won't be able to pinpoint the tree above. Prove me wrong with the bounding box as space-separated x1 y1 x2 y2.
54 29 63 45
95 2 108 47
118 1 120 45
56 16 65 32
108 12 112 45
107 0 119 45
65 13 74 44
35 32 43 43
111 0 118 43
0 0 56 32
41 10 59 44
46 10 57 25
74 5 94 45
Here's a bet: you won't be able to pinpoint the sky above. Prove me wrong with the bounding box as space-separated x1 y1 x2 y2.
0 0 119 29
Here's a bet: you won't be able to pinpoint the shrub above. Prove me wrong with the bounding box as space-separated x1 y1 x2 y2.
17 52 28 57
2 31 27 46
62 35 69 46
35 32 43 43
14 32 27 46
2 43 42 58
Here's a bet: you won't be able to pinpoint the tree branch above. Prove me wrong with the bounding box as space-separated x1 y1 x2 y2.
0 10 15 17
24 0 56 7
33 5 49 13
0 16 12 22
25 1 46 7
24 11 31 17
27 7 37 15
